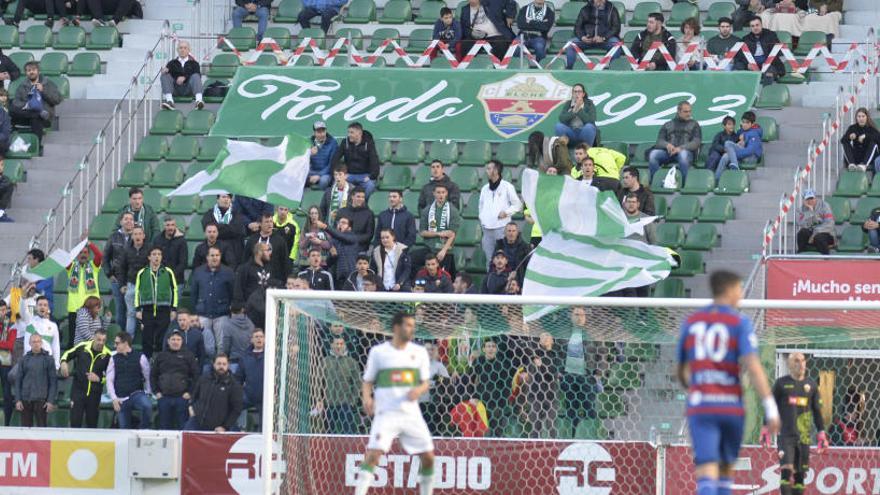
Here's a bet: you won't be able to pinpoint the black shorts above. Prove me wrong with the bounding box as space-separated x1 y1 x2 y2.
779 436 811 472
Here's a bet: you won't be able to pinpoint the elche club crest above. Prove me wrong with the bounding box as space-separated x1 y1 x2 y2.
478 73 571 138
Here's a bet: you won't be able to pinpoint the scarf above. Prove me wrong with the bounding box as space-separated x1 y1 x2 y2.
124 206 145 228
69 261 97 291
328 182 350 222
9 286 21 323
488 177 501 191
427 201 451 232
213 204 233 224
525 3 547 23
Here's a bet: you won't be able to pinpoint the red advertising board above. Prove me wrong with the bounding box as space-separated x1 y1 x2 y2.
181 433 655 494
665 444 880 495
0 440 50 487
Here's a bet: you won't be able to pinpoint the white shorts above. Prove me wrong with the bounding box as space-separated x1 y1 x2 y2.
367 410 434 454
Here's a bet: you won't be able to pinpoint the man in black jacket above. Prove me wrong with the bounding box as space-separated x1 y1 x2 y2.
234 243 275 305
192 223 236 268
617 166 655 216
566 0 621 69
160 40 203 110
629 13 677 71
103 211 134 326
736 16 785 84
151 217 188 290
494 222 530 283
201 194 247 264
298 248 335 291
119 226 149 335
151 330 200 429
242 213 289 282
331 122 380 197
336 187 375 253
59 330 111 428
515 0 554 61
418 160 461 212
185 353 244 432
460 0 517 59
373 190 417 248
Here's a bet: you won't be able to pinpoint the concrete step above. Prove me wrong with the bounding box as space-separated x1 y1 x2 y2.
845 11 880 27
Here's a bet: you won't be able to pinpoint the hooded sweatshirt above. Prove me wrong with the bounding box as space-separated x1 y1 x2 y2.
330 130 380 179
220 314 256 363
732 124 763 160
336 204 375 251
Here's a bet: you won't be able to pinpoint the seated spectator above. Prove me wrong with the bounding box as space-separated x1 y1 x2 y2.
12 0 58 28
737 17 785 84
152 217 188 291
118 187 160 242
0 89 13 157
677 18 705 70
235 328 265 429
220 303 255 373
232 0 269 42
796 188 835 254
371 229 412 292
298 248 335 291
516 0 554 62
648 101 701 183
460 0 516 60
483 250 514 294
202 194 247 263
119 226 148 335
163 309 206 368
342 255 376 291
707 18 741 69
189 248 233 359
0 51 20 86
320 164 353 224
160 41 203 111
861 206 880 253
298 0 347 34
706 116 738 175
184 354 243 432
234 243 275 304
527 132 573 175
14 333 58 427
82 0 139 27
299 205 332 268
733 0 774 31
72 296 109 346
152 330 199 429
362 273 380 292
415 254 454 293
761 0 802 35
0 158 15 217
578 142 626 188
716 111 763 180
630 13 677 71
60 329 110 428
479 160 522 268
418 160 462 212
572 148 618 192
336 187 374 253
320 337 361 434
555 84 597 147
800 1 842 40
433 7 463 57
133 247 178 359
374 190 417 248
243 213 290 282
565 0 621 70
617 166 655 216
308 121 337 190
419 183 459 276
192 224 236 268
107 331 153 429
326 216 361 287
494 222 529 282
841 108 880 172
331 123 379 197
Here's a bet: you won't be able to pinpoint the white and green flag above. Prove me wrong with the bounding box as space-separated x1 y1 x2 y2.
21 238 89 282
167 134 311 208
520 169 674 320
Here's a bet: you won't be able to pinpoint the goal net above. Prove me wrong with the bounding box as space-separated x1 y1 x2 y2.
260 291 880 495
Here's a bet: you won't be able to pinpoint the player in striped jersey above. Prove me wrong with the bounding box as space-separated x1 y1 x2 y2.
677 271 780 495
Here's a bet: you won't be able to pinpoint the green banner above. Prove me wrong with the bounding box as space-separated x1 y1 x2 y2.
211 68 761 143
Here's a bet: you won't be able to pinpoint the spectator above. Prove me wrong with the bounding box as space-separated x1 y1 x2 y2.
433 7 463 56
107 331 152 429
0 161 13 217
414 254 454 293
371 229 412 292
235 328 265 428
419 183 459 276
527 132 573 175
521 351 558 438
737 17 784 84
243 213 290 282
134 247 178 358
0 52 20 85
233 195 274 235
469 339 513 437
420 341 451 435
800 1 842 40
220 303 255 372
830 386 864 446
624 193 657 245
162 309 206 368
201 194 247 264
321 337 361 433
327 216 361 286
555 83 597 146
572 151 618 192
617 166 655 216
272 205 300 259
630 13 677 71
151 217 188 290
103 212 133 326
14 333 57 427
298 205 332 268
648 101 701 183
190 246 234 356
563 307 609 430
677 18 705 70
796 189 835 254
298 248 335 291
24 250 53 310
494 222 530 281
320 164 353 224
706 17 740 68
566 0 621 70
232 0 269 42
479 160 522 268
82 0 139 27
0 301 14 426
374 190 417 248
453 272 478 295
185 354 243 432
120 226 148 335
72 296 109 345
861 206 880 253
331 122 380 197
307 121 337 190
733 0 773 31
159 41 203 111
151 330 200 429
841 108 880 172
574 143 626 190
193 223 236 269
234 243 276 305
60 329 110 428
418 160 462 212
705 116 739 176
65 241 102 349
298 0 347 34
516 0 554 61
716 111 763 180
460 0 516 59
17 290 60 368
483 250 514 294
10 61 62 142
0 89 11 159
342 255 376 291
362 273 380 292
119 187 160 241
336 187 374 252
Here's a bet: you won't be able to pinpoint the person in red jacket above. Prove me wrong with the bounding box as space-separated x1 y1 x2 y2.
0 300 15 425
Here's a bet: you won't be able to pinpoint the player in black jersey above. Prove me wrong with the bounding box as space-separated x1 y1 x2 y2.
761 352 829 495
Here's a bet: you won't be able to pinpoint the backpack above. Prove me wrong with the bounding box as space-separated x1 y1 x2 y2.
204 80 228 98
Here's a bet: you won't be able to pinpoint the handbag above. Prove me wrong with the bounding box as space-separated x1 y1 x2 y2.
663 165 679 190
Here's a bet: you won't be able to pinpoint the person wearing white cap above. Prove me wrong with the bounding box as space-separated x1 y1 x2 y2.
796 189 835 254
308 121 337 190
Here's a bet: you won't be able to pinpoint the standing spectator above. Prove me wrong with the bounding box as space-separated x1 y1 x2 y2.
17 289 60 369
433 7 463 57
566 0 621 69
0 160 14 216
418 160 462 212
624 193 657 245
10 61 62 142
469 339 512 437
162 309 206 369
201 194 247 264
233 195 274 235
516 0 554 61
418 183 459 276
151 217 188 290
220 304 255 372
185 354 243 432
647 101 702 183
0 89 12 159
563 307 610 430
159 41 204 111
483 250 514 294
25 249 54 310
120 226 149 336
342 255 376 291
630 13 677 71
232 0 269 42
479 160 522 268
298 249 335 291
716 111 763 180
299 205 332 268
580 143 626 187
60 329 110 428
555 84 597 146
521 351 558 438
104 212 133 326
65 241 102 349
72 296 109 345
861 206 880 253
796 189 835 254
336 187 375 252
273 205 300 264
331 123 380 197
420 342 451 435
321 337 361 433
243 213 290 282
190 246 234 357
617 167 655 216
706 17 740 68
460 0 516 59
705 116 739 177
371 229 412 292
572 151 618 192
374 190 417 248
298 0 347 34
235 328 264 430
326 216 362 286
118 187 160 241
320 164 352 224
494 222 530 282
415 254 454 293
107 331 153 429
134 247 178 358
737 17 784 84
192 223 236 269
14 333 57 427
151 330 200 429
234 243 275 305
308 121 337 190
0 301 15 426
841 108 880 172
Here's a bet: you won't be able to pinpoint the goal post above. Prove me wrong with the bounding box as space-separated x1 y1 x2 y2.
262 290 880 495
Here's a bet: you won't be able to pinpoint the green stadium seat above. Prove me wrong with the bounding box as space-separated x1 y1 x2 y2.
182 110 216 135
187 161 209 177
755 84 790 109
466 56 494 69
378 166 412 190
668 2 698 25
4 159 24 183
705 2 735 26
48 76 69 99
150 162 185 188
202 78 228 103
603 142 628 156
255 53 279 66
672 250 704 276
623 30 640 45
406 28 433 53
0 25 17 48
224 27 257 51
39 52 68 76
274 0 302 22
379 0 412 23
335 28 364 49
826 196 851 224
550 30 573 53
656 223 685 248
344 0 376 23
837 225 866 252
101 188 130 213
650 168 681 194
611 1 624 23
376 139 392 163
459 141 491 166
207 53 240 79
683 223 718 251
716 169 749 195
142 188 166 211
166 136 199 162
851 198 880 224
866 176 880 197
756 116 778 142
134 136 168 161
680 169 715 195
185 217 205 241
86 26 120 50
558 2 582 26
367 190 388 212
21 25 51 49
89 213 118 240
393 140 425 164
665 196 701 222
368 28 399 51
7 132 39 158
9 51 33 70
655 196 667 217
630 2 661 27
411 165 432 190
653 278 685 298
606 362 643 390
465 248 487 273
574 417 607 440
795 31 826 56
834 170 869 197
455 219 482 246
118 161 152 187
403 190 420 213
608 56 632 71
430 57 452 68
698 196 734 223
69 52 101 77
165 194 202 214
150 109 183 135
495 142 524 166
262 27 291 49
416 1 443 24
197 136 225 162
428 141 457 164
54 25 86 49
301 189 325 210
449 166 480 192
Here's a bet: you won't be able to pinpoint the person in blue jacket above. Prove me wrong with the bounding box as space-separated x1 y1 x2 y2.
460 0 517 59
308 121 338 190
233 195 274 235
433 7 463 57
716 111 763 180
705 116 738 177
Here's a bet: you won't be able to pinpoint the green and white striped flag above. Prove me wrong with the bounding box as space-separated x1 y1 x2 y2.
520 169 674 321
167 134 311 208
21 238 88 282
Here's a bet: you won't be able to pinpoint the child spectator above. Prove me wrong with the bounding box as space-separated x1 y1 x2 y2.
432 7 462 58
705 116 738 177
716 111 763 180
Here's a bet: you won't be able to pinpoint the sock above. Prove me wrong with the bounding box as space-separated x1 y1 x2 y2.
163 94 172 102
780 468 792 495
353 465 374 495
792 471 805 495
419 467 435 495
717 476 731 495
195 93 203 102
696 476 717 495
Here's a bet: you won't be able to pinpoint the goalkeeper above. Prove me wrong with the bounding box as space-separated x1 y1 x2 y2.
762 352 828 495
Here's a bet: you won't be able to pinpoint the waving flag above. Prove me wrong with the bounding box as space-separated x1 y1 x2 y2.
22 239 89 282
